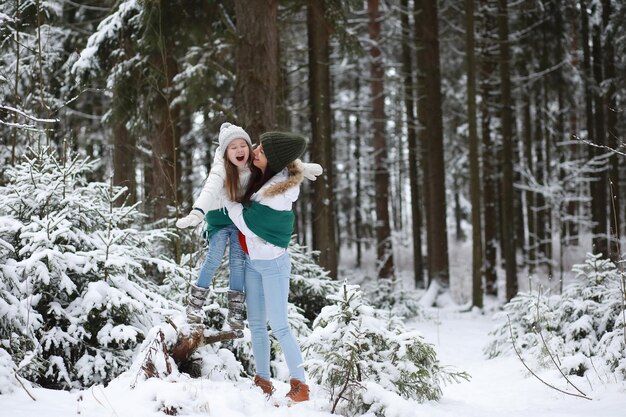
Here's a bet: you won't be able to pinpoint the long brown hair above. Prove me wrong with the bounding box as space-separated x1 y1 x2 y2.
241 164 276 205
223 143 253 202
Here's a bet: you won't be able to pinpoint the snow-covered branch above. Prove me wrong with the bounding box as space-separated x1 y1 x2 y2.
0 106 59 124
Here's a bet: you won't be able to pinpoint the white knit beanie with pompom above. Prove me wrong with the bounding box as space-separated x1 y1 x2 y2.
218 122 252 150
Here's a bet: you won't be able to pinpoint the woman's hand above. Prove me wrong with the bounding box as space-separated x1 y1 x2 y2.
175 210 203 228
302 162 323 181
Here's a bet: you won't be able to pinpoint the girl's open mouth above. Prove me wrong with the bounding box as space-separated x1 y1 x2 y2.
236 156 245 162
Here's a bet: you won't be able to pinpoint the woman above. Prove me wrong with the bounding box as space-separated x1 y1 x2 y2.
222 131 317 403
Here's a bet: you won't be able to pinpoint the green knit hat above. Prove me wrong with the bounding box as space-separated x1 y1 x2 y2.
260 131 307 173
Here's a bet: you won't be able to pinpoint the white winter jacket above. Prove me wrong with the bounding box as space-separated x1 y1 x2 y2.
224 161 304 260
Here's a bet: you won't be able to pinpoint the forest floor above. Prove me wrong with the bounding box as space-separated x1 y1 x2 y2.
3 234 624 416
3 305 624 417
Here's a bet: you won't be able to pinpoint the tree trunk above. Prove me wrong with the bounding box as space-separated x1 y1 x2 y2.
567 10 580 247
534 93 548 269
539 88 553 276
307 0 338 279
602 0 619 257
112 120 137 205
234 0 278 140
11 1 21 166
539 24 552 275
591 14 608 258
368 0 395 280
465 0 483 308
345 114 354 252
142 138 153 214
393 107 404 232
515 136 526 254
453 178 465 242
149 50 180 221
478 0 497 295
523 88 536 273
415 0 449 287
497 0 517 301
277 46 290 129
580 0 596 251
169 327 243 365
553 0 566 283
415 0 431 281
354 76 363 268
580 0 595 147
150 104 180 221
401 0 424 288
179 118 193 212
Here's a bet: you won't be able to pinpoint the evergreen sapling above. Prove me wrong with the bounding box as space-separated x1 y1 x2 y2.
303 284 469 416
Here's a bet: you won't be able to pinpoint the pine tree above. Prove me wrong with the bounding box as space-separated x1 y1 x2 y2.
303 284 468 416
486 253 626 379
0 148 192 389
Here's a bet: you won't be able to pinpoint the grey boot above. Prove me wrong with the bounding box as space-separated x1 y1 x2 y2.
227 290 246 330
186 284 210 324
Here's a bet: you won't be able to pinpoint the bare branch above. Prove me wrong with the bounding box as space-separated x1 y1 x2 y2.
0 105 59 123
506 315 591 401
574 134 626 158
534 294 588 396
14 372 37 401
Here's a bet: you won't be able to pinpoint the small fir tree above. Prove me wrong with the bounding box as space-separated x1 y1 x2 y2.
364 278 424 321
303 284 469 416
486 253 626 379
287 240 341 322
0 148 192 389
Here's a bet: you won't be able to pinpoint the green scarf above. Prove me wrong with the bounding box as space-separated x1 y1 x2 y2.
242 202 294 248
205 209 234 238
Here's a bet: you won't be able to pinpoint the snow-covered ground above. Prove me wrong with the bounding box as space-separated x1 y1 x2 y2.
3 307 624 417
413 309 625 417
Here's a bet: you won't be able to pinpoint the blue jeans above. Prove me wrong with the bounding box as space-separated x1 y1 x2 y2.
196 224 245 292
244 252 305 382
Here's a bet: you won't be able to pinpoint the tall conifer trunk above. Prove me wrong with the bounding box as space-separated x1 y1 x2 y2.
497 0 517 301
591 12 608 258
602 0 619 256
112 121 136 205
415 0 449 287
401 0 423 287
478 0 497 294
234 0 278 140
307 0 338 279
465 0 482 307
534 93 548 269
368 0 395 280
354 76 363 268
523 88 536 273
146 2 180 221
580 0 597 253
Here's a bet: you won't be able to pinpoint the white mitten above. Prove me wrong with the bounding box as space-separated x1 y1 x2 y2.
302 163 323 181
175 210 203 228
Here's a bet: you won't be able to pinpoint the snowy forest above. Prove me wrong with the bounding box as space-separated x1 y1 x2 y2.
1 0 625 416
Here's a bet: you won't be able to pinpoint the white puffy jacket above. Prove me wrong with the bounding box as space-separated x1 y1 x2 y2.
224 160 304 260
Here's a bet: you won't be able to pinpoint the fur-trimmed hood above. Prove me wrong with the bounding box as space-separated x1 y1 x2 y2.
261 159 305 198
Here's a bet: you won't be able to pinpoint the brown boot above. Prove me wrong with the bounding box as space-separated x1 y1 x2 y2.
254 375 274 396
285 379 309 403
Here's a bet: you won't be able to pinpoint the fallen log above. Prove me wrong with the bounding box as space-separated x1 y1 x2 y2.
169 323 244 364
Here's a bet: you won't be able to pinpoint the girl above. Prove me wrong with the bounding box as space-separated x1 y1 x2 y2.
222 131 314 403
176 122 252 328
